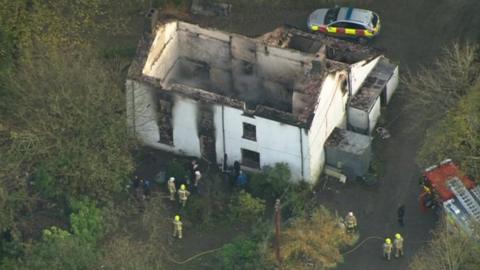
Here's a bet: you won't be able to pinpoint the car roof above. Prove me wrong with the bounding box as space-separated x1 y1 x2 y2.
337 7 373 26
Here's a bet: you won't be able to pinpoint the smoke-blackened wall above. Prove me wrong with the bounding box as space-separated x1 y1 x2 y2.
142 21 317 113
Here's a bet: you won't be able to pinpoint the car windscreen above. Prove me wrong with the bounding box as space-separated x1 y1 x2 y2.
371 13 379 28
324 8 340 24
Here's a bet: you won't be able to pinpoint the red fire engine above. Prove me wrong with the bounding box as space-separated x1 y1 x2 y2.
421 159 480 235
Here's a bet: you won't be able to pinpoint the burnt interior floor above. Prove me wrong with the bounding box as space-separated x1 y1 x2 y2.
164 57 293 112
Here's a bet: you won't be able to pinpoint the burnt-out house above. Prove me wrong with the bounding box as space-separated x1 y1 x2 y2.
126 21 398 183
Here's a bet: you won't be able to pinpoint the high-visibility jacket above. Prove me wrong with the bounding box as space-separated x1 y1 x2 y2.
345 215 357 228
173 220 183 231
178 189 190 201
394 237 404 249
168 181 176 193
383 243 393 254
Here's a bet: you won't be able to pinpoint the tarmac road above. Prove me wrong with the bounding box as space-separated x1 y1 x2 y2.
318 95 438 269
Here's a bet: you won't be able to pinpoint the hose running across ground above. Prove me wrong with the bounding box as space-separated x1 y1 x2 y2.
164 235 429 264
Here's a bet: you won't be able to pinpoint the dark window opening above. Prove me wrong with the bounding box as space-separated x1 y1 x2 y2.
241 149 260 169
242 122 257 141
371 14 379 28
242 61 254 75
324 7 340 24
341 78 348 94
157 96 174 146
330 22 363 29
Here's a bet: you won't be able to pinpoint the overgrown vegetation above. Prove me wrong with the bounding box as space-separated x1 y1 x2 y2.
228 190 266 224
416 82 480 178
222 236 271 270
249 163 314 217
409 220 480 270
0 1 145 268
401 43 480 129
267 207 357 270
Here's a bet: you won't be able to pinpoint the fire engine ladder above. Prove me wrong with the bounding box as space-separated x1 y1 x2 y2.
470 185 480 204
447 178 480 222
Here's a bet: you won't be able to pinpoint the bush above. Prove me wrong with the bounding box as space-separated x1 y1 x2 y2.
248 163 291 202
20 230 98 270
228 191 265 224
184 196 214 227
166 159 188 183
249 163 314 218
32 165 61 200
269 207 357 270
222 237 267 270
281 181 314 218
69 199 104 244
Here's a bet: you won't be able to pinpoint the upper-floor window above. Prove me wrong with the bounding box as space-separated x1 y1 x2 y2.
242 122 257 141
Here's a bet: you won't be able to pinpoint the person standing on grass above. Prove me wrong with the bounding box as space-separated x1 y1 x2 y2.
168 177 176 201
143 179 151 199
178 184 191 207
194 170 202 187
345 212 357 233
172 215 183 239
189 159 199 185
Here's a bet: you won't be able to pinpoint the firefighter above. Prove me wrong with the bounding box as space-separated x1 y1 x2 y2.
345 212 357 233
394 233 404 258
178 184 191 207
194 170 202 187
383 238 393 261
172 215 183 239
167 177 176 201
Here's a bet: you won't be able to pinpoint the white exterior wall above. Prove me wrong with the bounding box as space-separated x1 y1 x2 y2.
125 80 202 157
171 96 202 156
348 107 368 133
126 80 164 148
368 97 381 134
349 57 381 96
126 80 310 180
385 66 399 104
307 72 349 181
213 105 310 182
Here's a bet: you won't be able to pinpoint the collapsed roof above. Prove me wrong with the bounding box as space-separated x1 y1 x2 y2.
128 20 380 128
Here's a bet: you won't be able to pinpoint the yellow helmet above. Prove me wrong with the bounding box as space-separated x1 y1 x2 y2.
395 233 402 239
385 238 391 244
311 25 319 31
175 215 180 221
180 184 186 190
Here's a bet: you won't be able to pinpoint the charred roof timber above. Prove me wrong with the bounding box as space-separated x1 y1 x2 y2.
128 20 381 128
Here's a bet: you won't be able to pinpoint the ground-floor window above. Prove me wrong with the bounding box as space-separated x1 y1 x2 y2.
241 148 260 169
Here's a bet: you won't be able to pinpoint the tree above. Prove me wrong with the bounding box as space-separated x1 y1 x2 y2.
0 47 135 203
11 227 99 270
409 220 480 270
401 43 480 128
416 82 480 179
269 206 356 270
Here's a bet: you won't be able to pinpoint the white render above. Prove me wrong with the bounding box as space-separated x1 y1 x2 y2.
127 21 399 183
385 66 399 104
